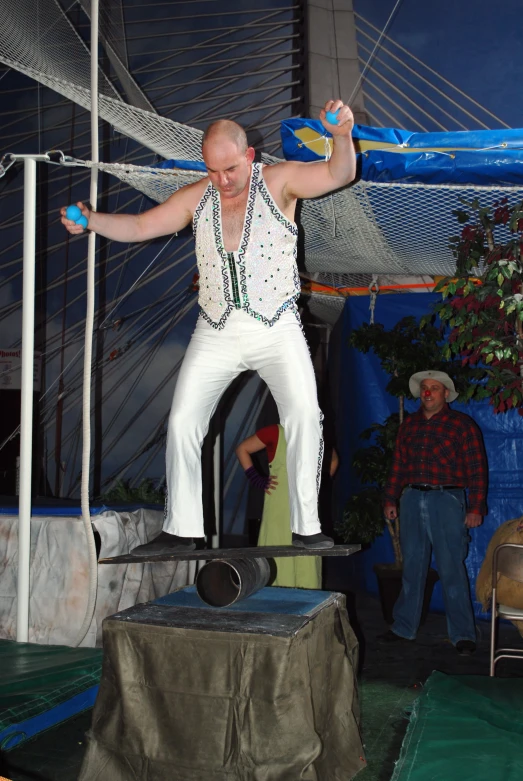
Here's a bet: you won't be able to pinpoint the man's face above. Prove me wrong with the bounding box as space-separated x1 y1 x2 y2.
420 379 449 416
202 138 255 199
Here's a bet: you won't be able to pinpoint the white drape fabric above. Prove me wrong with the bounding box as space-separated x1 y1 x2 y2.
0 509 196 647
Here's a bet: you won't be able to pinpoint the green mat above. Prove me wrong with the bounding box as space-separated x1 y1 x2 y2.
392 671 523 781
0 640 102 737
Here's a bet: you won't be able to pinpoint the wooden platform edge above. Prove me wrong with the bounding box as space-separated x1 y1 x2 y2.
99 544 361 565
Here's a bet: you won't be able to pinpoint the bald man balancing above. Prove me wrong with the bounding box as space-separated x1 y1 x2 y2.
61 100 356 554
382 370 488 655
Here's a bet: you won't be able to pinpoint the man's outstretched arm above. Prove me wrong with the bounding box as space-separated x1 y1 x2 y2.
60 179 204 243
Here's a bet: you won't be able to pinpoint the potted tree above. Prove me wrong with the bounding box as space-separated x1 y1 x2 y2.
337 316 484 623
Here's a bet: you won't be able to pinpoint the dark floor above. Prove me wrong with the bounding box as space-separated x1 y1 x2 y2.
2 585 522 781
344 586 523 781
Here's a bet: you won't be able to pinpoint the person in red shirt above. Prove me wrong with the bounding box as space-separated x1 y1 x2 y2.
236 424 339 587
381 370 488 656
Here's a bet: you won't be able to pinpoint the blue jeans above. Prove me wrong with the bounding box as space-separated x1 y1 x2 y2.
392 487 476 645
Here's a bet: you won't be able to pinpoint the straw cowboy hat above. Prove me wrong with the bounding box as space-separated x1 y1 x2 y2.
409 370 458 402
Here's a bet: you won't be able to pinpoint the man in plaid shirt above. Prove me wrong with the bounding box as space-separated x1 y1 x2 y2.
382 370 488 656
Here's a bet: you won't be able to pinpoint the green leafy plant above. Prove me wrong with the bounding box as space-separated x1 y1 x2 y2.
429 196 523 413
100 478 164 505
337 414 402 564
349 316 485 422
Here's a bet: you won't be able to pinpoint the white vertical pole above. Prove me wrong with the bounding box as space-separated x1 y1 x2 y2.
17 158 37 643
80 0 99 521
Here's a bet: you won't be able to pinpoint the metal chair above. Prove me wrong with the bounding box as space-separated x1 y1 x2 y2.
490 542 523 676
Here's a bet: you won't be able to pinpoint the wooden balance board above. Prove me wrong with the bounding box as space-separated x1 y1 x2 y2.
100 544 360 565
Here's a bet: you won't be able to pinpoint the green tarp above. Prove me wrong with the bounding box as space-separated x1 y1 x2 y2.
79 594 365 780
392 671 523 781
0 640 102 737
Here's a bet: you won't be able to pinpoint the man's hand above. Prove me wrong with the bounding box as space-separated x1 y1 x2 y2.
384 503 397 521
319 100 355 137
275 98 356 200
465 512 483 528
60 201 90 235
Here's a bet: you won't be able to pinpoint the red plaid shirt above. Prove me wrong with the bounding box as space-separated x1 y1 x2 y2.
384 405 488 515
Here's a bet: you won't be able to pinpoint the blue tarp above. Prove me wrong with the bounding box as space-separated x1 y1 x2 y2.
154 158 206 172
0 503 163 517
338 293 523 618
154 124 523 186
154 585 333 615
280 120 523 186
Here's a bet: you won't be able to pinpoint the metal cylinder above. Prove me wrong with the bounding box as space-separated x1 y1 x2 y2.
196 557 271 607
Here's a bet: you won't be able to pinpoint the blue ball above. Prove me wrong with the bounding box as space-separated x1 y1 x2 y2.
66 204 82 222
325 109 340 125
76 215 89 229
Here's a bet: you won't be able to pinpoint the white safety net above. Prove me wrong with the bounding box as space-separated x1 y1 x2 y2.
0 0 203 161
77 0 155 112
88 161 523 276
2 0 523 276
301 181 523 276
305 293 346 327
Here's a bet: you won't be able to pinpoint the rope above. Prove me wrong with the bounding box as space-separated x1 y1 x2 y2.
73 0 99 649
40 279 196 437
355 14 510 129
67 297 196 493
356 37 467 131
98 235 176 329
362 74 430 132
0 344 85 453
43 290 196 451
348 0 404 106
369 274 379 324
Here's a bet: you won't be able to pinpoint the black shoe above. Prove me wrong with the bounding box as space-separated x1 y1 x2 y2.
130 531 195 556
291 532 334 550
455 640 476 656
377 629 414 643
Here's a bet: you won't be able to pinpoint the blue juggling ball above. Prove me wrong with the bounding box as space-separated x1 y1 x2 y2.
325 109 340 125
66 204 82 221
76 215 89 229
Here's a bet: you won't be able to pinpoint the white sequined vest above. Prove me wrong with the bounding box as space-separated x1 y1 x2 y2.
193 162 300 328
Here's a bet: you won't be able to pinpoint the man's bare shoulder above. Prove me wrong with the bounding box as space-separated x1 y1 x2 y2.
184 177 210 209
262 160 310 204
262 160 310 185
166 176 210 216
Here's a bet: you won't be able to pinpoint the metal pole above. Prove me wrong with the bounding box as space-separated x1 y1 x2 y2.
81 0 99 517
212 429 221 549
17 158 37 642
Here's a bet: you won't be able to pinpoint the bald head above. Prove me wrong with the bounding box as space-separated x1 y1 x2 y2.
202 120 248 154
201 120 254 199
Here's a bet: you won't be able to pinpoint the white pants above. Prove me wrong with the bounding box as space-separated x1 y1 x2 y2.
164 309 323 538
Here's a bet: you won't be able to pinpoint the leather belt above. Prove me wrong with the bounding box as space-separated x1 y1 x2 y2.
408 484 464 492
